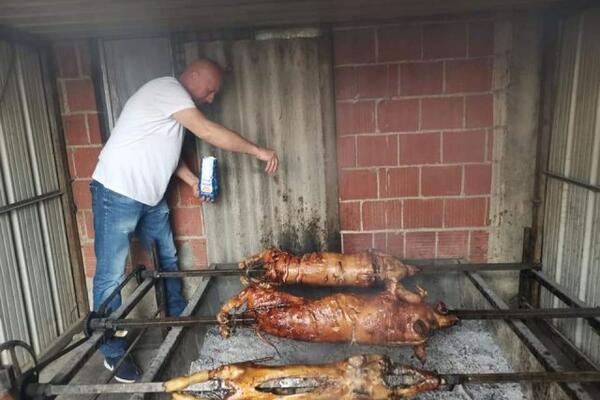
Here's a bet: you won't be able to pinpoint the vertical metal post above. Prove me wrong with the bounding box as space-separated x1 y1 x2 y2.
518 227 540 308
151 244 168 338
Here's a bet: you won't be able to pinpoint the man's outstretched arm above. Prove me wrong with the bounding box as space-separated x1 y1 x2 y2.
173 108 278 174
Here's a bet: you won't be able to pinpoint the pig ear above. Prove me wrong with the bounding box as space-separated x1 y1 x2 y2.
436 302 448 315
413 319 431 337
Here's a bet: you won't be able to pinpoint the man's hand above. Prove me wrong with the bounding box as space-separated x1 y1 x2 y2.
255 147 279 174
190 177 213 203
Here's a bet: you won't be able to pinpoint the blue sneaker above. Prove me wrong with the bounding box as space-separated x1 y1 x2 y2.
103 355 142 383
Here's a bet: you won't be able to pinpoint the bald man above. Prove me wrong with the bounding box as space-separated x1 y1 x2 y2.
90 59 278 382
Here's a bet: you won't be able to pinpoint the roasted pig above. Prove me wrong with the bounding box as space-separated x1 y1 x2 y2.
165 354 443 400
218 286 458 362
240 249 426 304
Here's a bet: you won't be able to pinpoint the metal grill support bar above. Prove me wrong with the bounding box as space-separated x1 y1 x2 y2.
467 271 596 400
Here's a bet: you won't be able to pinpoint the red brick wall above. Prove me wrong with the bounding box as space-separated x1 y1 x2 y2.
54 41 208 280
334 19 494 261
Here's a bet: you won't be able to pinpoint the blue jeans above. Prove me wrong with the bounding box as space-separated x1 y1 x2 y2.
90 180 187 358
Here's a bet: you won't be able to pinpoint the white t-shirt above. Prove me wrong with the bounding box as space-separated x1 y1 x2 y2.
92 77 196 206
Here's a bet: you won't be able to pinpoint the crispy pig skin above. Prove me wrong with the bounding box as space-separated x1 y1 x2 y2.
218 286 457 362
240 249 426 304
165 354 442 400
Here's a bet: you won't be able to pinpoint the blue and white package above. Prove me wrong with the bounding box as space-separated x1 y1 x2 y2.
199 156 219 201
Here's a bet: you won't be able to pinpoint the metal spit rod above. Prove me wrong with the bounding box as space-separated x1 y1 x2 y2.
142 262 540 279
28 370 600 396
88 307 600 330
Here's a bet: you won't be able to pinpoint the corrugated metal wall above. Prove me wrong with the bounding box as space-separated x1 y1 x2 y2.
542 8 600 364
99 37 174 127
0 39 79 363
183 35 340 263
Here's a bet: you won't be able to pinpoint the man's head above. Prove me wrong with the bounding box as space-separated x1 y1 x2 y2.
179 59 223 104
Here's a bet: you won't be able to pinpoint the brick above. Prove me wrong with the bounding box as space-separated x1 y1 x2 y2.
87 113 103 144
339 169 378 200
82 243 96 277
71 147 101 178
334 29 376 65
336 101 376 135
356 65 390 98
377 99 419 132
71 179 92 209
339 201 361 231
378 25 421 62
464 164 492 195
437 230 469 258
466 94 493 128
171 207 203 237
470 230 489 262
342 233 373 253
400 62 443 96
398 133 441 165
444 198 487 227
84 210 95 239
405 232 436 258
54 44 79 78
63 114 88 145
421 166 462 196
446 58 492 93
423 23 467 59
469 21 494 57
357 135 398 166
337 136 356 168
487 130 494 161
385 232 404 257
443 131 486 163
388 65 399 97
67 150 76 178
129 240 154 269
64 79 97 112
362 200 402 230
379 167 419 197
374 233 387 250
179 180 201 206
334 67 357 100
403 199 443 228
176 238 209 269
421 97 464 130
76 211 87 239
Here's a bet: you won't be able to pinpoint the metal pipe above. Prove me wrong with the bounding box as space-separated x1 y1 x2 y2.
142 262 540 279
88 306 600 332
49 277 154 385
27 370 600 396
417 262 540 273
139 264 244 279
30 382 166 396
544 171 600 192
90 315 253 330
466 272 595 400
521 305 600 371
128 276 212 400
0 190 63 215
453 307 600 320
529 270 600 334
98 265 148 314
443 371 600 385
